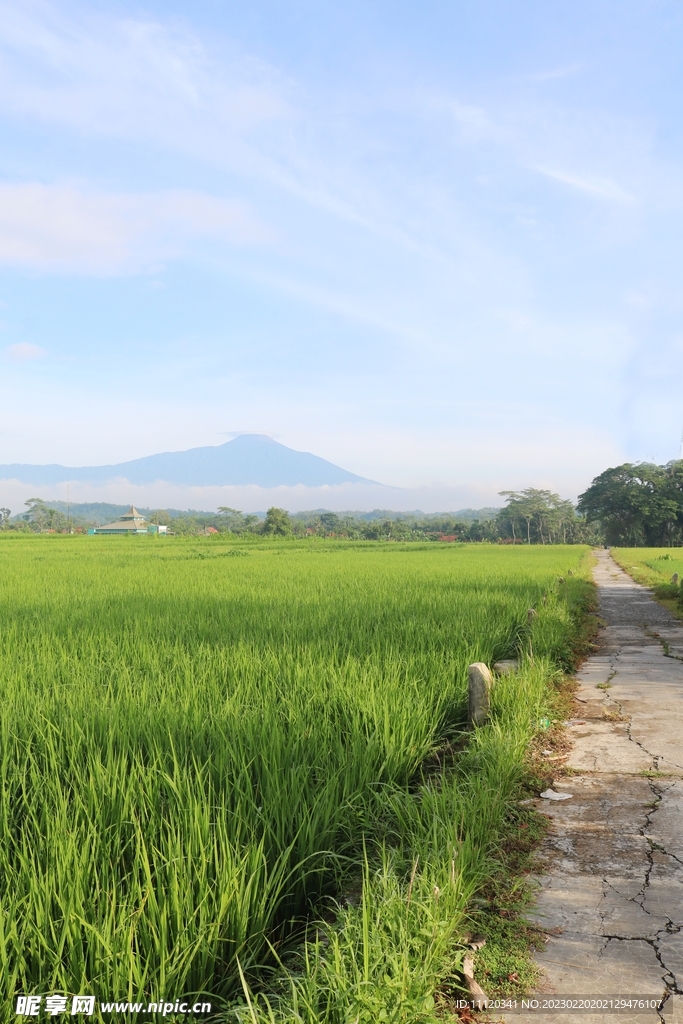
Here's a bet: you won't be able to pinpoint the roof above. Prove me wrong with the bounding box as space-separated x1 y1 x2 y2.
95 505 149 532
119 505 145 521
95 522 148 532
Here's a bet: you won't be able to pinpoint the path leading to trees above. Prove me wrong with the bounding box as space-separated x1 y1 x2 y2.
508 550 683 1024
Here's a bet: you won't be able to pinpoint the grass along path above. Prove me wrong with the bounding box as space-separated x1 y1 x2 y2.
239 660 583 1024
611 547 683 621
0 537 594 1021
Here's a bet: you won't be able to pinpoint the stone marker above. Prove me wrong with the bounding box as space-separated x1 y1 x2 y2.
493 659 518 675
468 662 493 727
672 572 680 586
462 954 488 1006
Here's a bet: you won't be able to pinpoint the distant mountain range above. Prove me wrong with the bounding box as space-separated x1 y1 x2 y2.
0 434 379 488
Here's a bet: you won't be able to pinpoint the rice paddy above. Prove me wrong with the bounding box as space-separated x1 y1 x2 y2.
0 536 593 1020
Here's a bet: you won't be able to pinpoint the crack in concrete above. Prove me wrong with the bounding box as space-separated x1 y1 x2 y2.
607 674 683 773
603 875 648 911
601 676 682 1001
614 690 660 769
650 842 683 869
597 777 682 1000
516 553 683 1021
600 934 681 1000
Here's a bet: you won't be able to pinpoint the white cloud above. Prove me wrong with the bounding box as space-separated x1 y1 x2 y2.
446 99 504 145
0 183 271 273
0 478 503 515
0 1 652 270
0 0 676 490
524 64 582 83
4 342 46 359
533 165 636 204
0 2 292 166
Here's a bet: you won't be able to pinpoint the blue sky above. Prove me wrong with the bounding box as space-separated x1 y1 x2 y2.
0 0 682 508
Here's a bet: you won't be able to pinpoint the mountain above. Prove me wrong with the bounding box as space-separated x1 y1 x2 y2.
0 435 379 488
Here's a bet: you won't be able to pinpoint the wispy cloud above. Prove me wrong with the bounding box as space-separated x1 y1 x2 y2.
0 0 297 216
0 183 271 273
0 2 290 138
0 0 678 486
445 99 505 144
524 63 582 83
533 165 636 204
428 86 645 216
0 1 650 270
5 342 46 360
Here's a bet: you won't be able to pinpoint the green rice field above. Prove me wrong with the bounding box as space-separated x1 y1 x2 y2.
0 536 593 1021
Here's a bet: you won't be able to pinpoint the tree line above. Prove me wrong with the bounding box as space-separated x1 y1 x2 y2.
3 461 682 544
0 495 600 542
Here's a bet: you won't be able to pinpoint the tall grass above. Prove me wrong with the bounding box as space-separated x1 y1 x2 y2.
240 659 579 1024
0 537 591 1015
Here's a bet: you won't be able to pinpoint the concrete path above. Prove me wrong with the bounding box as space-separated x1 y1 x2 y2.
506 551 683 1024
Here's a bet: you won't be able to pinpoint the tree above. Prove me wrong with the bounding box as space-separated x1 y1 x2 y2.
499 490 534 544
263 507 292 535
498 489 556 544
498 488 585 544
22 498 66 532
577 462 681 546
554 499 577 544
148 509 172 527
319 512 341 533
0 508 10 529
170 515 199 535
466 518 498 542
217 507 260 534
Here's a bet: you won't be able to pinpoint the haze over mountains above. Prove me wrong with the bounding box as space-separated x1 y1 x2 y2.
0 435 379 489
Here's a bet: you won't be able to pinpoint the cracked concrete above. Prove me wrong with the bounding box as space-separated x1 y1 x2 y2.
506 551 683 1023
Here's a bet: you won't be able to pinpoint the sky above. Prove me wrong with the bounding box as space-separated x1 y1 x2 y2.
1 0 682 511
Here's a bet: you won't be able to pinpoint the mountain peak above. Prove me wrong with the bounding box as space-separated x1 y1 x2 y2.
0 436 380 488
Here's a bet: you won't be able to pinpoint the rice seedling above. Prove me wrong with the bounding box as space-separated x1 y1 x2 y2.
0 536 591 1018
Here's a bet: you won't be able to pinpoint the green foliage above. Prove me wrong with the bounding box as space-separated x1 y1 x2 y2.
21 497 69 532
147 508 172 526
498 488 596 545
7 499 596 542
263 507 293 535
472 916 544 997
0 537 592 1017
578 461 683 545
